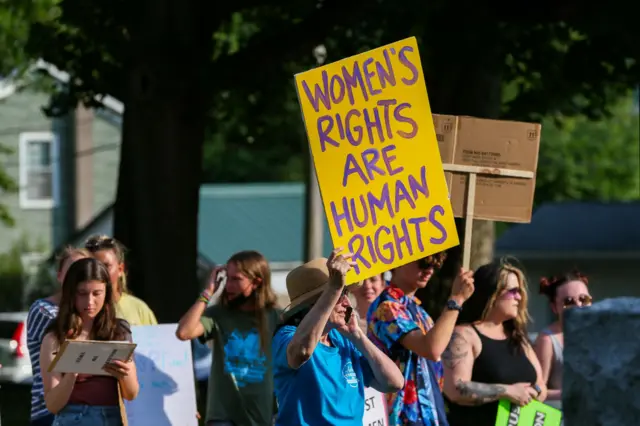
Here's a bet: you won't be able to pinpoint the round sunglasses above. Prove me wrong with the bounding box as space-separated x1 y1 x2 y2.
562 294 593 309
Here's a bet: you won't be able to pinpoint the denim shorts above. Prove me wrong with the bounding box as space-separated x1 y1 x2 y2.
53 404 122 426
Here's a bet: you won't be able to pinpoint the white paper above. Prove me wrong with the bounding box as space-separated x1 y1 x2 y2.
50 340 136 376
125 324 198 426
363 387 388 426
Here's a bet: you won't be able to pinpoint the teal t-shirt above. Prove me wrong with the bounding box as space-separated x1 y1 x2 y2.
200 304 280 426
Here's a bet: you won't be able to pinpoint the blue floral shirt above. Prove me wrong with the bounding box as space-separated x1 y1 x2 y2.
367 285 448 426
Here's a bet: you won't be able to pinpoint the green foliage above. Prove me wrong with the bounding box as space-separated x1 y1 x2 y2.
536 93 640 204
0 237 46 311
0 143 18 226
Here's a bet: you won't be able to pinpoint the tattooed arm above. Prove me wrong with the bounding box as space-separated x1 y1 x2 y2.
443 326 534 406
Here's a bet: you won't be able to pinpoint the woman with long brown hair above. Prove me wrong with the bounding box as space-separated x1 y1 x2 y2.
176 250 280 426
442 260 547 426
85 235 157 326
40 257 139 425
27 247 89 426
534 271 592 409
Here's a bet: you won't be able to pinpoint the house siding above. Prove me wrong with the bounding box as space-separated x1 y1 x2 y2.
91 115 121 214
0 89 121 255
0 89 55 253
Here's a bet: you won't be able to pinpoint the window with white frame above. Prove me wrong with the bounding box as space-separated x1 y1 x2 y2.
19 132 56 209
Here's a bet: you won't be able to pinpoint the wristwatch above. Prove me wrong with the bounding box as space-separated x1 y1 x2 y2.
445 299 463 312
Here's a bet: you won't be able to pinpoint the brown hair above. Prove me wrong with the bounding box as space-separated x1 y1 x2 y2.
56 246 90 274
458 260 531 351
226 250 277 354
539 271 589 303
47 258 128 343
84 235 130 295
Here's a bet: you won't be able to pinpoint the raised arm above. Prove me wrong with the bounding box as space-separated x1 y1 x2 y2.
176 267 222 341
442 326 536 406
286 249 351 369
399 269 474 360
40 334 78 414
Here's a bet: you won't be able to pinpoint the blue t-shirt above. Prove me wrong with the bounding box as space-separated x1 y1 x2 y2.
273 326 374 426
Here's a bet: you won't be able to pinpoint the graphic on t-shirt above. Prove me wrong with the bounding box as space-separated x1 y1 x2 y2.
342 361 359 388
224 328 267 387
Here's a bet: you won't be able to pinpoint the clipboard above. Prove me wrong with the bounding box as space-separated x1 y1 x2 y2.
48 339 137 376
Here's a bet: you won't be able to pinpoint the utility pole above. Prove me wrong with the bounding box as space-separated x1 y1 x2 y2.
303 45 327 261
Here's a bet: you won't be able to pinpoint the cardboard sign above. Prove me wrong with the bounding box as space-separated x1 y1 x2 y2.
295 37 459 283
433 114 541 223
48 339 136 375
125 324 198 426
495 399 562 426
363 387 388 426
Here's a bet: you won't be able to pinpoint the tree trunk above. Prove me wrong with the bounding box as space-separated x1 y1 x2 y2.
417 15 504 314
113 1 214 322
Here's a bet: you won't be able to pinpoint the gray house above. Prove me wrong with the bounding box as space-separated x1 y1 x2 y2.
495 201 640 331
0 61 122 271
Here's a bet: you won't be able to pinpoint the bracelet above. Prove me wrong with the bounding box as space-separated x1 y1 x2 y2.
198 291 211 305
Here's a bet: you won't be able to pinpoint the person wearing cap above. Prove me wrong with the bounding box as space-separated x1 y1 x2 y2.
272 248 404 426
367 252 475 426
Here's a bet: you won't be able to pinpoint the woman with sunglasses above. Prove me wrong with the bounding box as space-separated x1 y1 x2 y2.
534 271 592 409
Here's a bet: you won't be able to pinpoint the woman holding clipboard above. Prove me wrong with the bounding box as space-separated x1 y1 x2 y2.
39 258 139 426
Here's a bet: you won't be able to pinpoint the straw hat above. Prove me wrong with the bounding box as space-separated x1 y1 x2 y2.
282 258 330 320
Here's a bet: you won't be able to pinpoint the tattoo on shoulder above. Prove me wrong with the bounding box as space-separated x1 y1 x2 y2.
455 379 506 405
442 330 469 369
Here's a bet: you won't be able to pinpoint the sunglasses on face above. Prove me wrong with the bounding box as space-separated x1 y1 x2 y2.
562 294 592 309
418 257 443 270
86 238 116 251
502 288 522 298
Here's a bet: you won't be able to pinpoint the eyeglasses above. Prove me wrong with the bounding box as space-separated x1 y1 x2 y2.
502 288 522 299
86 238 116 251
418 257 444 270
562 294 592 309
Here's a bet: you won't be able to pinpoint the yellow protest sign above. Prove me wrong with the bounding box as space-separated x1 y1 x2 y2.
295 37 459 283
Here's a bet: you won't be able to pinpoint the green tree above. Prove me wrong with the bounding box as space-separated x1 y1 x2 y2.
19 1 640 320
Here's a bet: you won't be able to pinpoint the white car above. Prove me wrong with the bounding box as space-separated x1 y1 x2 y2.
0 312 33 384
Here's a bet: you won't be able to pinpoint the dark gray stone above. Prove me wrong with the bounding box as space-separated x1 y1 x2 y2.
563 297 640 426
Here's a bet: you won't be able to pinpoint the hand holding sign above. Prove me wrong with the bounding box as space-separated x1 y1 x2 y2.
451 268 475 304
295 37 459 284
504 383 538 406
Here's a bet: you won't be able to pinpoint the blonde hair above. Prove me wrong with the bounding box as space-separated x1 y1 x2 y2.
84 234 130 295
226 250 277 353
460 260 531 350
56 246 90 273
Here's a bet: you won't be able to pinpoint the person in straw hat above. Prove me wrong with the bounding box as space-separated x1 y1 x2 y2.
272 248 404 425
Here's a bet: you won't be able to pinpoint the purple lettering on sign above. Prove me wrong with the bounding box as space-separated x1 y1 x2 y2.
361 148 386 181
363 107 384 145
374 226 394 264
380 144 404 176
393 179 416 212
376 49 397 89
318 115 339 152
301 70 332 112
345 109 363 146
377 99 397 139
349 235 370 274
342 154 369 187
330 198 354 237
392 218 413 260
394 103 418 139
408 166 428 199
349 196 369 228
341 63 368 106
363 58 382 97
329 74 346 105
367 184 393 226
408 217 427 252
428 205 448 244
398 46 419 86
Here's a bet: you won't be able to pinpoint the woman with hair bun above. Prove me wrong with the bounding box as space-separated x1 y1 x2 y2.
534 271 592 409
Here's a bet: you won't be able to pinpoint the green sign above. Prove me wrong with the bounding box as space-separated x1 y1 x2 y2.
495 399 562 426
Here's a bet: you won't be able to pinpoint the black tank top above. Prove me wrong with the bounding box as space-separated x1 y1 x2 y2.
447 325 537 426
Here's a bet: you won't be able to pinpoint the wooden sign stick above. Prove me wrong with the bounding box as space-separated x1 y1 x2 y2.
442 164 535 270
